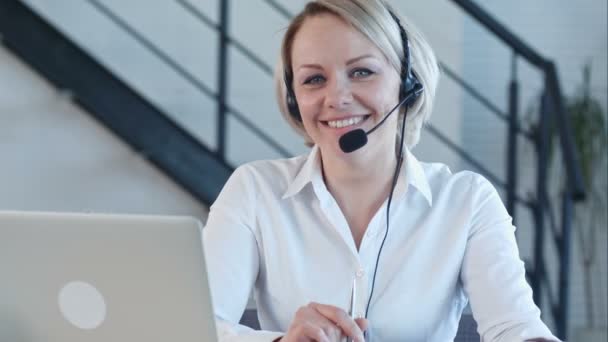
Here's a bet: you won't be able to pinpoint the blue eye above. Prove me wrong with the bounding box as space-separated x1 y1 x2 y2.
351 68 374 78
303 75 325 85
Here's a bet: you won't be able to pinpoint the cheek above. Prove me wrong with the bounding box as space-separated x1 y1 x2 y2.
384 89 402 113
359 88 397 114
380 71 402 101
295 92 322 119
357 78 401 111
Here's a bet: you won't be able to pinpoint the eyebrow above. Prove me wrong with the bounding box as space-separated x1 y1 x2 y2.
346 54 376 65
296 54 378 71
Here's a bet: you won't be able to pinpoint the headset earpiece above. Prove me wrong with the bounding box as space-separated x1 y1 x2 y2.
283 69 302 122
388 9 423 108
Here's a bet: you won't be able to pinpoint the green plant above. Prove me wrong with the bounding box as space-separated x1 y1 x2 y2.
565 62 607 328
567 63 607 192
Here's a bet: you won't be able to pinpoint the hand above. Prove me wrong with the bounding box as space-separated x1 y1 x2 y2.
278 302 368 342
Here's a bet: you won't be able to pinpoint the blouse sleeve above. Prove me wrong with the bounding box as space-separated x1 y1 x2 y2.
203 164 284 342
460 174 561 342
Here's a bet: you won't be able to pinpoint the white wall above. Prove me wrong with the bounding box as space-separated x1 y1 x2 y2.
0 44 207 220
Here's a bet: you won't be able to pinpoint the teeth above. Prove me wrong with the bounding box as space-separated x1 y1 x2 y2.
327 116 364 128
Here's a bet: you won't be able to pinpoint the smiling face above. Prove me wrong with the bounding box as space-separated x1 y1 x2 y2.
290 13 402 162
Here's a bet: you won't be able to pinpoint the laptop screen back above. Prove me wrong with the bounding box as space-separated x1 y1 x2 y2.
0 211 217 342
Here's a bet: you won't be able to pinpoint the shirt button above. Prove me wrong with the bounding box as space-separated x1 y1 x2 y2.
366 230 375 237
356 268 365 278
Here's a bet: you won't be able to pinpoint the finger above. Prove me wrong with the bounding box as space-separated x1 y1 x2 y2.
302 322 330 342
303 305 343 340
355 318 369 332
294 304 342 340
309 303 364 342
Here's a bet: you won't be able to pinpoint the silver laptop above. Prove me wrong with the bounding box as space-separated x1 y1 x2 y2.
0 211 217 342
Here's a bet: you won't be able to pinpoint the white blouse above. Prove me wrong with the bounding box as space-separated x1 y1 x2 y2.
203 145 559 341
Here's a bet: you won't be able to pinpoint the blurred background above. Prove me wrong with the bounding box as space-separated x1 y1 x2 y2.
0 0 606 340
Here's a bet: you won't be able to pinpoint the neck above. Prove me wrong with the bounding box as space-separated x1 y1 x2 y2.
320 144 400 203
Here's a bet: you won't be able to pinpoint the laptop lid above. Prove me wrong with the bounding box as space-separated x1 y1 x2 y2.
0 211 217 342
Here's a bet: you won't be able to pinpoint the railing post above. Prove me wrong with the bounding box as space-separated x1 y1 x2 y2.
557 190 573 339
217 0 230 159
507 52 519 225
532 88 551 307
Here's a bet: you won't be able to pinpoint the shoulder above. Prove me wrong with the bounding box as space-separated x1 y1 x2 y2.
417 162 507 233
419 161 496 200
211 154 308 211
231 154 309 191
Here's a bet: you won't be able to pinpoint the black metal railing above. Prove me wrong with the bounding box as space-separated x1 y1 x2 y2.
10 0 586 338
450 1 586 339
88 0 533 200
87 0 292 160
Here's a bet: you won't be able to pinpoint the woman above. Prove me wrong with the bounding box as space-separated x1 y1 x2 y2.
203 1 559 341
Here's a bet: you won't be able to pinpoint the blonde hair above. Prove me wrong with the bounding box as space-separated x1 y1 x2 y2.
275 0 440 148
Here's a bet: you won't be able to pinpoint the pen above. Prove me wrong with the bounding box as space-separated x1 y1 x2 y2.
346 278 357 342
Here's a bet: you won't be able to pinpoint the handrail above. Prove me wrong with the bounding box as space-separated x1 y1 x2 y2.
450 0 586 201
83 0 585 208
450 0 545 68
175 0 273 75
449 1 586 337
440 63 534 140
175 0 215 28
159 1 560 213
88 0 216 98
172 0 512 187
216 0 229 156
262 0 293 19
87 0 290 158
0 0 234 206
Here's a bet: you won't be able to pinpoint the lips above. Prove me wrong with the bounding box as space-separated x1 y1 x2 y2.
321 115 371 130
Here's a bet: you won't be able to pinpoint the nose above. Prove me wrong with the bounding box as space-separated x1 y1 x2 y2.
325 75 353 110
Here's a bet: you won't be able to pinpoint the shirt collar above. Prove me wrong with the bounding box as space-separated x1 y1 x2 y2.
282 145 433 207
401 147 433 206
282 145 323 200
